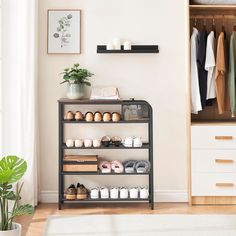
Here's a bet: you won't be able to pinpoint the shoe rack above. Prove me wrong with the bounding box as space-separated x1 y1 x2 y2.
58 98 154 210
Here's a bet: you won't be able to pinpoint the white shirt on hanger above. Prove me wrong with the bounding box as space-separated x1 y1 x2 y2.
191 27 202 114
205 31 216 99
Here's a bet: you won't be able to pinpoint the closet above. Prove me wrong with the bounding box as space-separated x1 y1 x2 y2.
189 3 236 205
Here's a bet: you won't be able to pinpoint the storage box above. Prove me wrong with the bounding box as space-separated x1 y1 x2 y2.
63 155 98 172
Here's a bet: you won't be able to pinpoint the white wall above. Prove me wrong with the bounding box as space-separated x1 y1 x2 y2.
39 0 189 202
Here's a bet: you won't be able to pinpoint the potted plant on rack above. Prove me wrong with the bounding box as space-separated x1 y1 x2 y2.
60 63 94 99
0 156 34 236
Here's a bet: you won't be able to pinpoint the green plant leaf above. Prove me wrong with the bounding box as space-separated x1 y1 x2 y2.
0 156 27 184
12 204 34 217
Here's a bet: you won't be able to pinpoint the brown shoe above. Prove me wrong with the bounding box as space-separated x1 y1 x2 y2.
64 111 74 120
77 183 88 200
64 184 76 200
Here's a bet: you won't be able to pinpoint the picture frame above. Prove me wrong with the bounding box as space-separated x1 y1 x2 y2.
47 9 81 54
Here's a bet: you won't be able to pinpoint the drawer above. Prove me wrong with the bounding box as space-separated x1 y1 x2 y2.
192 149 236 173
191 125 236 149
192 173 236 196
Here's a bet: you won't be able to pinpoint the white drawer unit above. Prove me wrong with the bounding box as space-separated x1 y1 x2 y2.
191 125 236 203
192 173 236 196
192 126 236 149
192 149 236 173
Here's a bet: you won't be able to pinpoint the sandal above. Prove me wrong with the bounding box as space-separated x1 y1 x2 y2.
64 184 76 200
111 160 124 173
111 136 122 147
101 136 111 147
99 161 111 173
124 160 136 173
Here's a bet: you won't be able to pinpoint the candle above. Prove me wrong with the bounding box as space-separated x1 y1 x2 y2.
113 38 121 50
106 43 114 50
124 41 131 50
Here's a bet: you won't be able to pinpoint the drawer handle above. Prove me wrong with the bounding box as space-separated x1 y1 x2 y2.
216 183 234 187
215 159 234 164
215 136 233 140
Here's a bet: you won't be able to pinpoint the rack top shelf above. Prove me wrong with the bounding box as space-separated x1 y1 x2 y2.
58 98 151 107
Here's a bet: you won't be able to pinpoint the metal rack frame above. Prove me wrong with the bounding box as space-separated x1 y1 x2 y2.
58 99 154 210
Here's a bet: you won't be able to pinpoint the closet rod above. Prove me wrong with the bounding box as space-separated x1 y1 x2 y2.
190 15 236 19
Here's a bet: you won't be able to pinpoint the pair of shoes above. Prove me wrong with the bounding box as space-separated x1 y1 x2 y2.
85 111 121 122
64 183 89 200
99 160 124 173
123 137 142 147
65 138 101 148
101 136 122 147
90 187 149 199
90 187 109 199
64 111 84 121
124 160 150 173
90 187 122 199
129 187 149 199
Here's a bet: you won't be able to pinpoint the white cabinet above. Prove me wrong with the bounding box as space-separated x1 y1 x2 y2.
191 125 236 197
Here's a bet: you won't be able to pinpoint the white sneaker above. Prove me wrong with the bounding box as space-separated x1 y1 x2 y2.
133 137 142 147
100 187 109 199
140 187 149 199
123 137 133 147
129 187 139 199
120 187 128 199
90 188 99 199
110 187 119 199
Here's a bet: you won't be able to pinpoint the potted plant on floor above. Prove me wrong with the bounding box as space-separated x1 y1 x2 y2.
60 63 94 99
0 156 34 236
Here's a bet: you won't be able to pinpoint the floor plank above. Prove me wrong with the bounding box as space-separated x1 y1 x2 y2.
16 203 236 236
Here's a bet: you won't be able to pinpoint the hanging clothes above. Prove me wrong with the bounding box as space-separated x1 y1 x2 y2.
191 27 202 114
228 31 236 117
197 29 208 108
215 32 226 114
205 31 216 100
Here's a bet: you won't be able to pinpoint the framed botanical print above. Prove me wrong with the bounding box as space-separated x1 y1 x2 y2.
47 9 81 54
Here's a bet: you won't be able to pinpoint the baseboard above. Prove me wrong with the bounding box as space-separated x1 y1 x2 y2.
40 190 188 203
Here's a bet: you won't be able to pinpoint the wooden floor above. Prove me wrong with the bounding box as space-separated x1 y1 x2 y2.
17 203 236 236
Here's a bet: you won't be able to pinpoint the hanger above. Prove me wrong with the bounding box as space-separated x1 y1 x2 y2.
233 24 236 32
222 15 226 39
212 16 216 38
194 18 197 27
203 18 207 31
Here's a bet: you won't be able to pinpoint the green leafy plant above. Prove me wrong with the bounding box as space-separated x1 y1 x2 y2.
60 63 94 86
0 156 34 231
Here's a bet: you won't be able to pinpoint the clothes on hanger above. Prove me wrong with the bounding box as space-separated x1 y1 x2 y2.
228 31 236 117
205 31 216 100
197 29 208 108
191 27 202 114
215 32 226 115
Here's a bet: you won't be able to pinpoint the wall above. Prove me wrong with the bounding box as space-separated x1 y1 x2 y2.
39 0 189 202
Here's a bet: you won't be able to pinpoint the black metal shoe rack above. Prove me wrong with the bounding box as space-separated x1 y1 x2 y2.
58 99 154 210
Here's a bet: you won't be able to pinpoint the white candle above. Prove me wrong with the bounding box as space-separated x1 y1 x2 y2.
106 43 114 50
113 38 121 50
124 41 131 50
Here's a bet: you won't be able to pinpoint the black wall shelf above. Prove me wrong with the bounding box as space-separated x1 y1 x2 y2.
97 45 159 54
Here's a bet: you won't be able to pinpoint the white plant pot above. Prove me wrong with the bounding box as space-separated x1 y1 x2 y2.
0 223 22 236
67 83 84 100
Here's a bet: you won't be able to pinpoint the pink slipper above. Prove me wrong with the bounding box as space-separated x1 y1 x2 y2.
99 161 111 173
111 160 124 173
